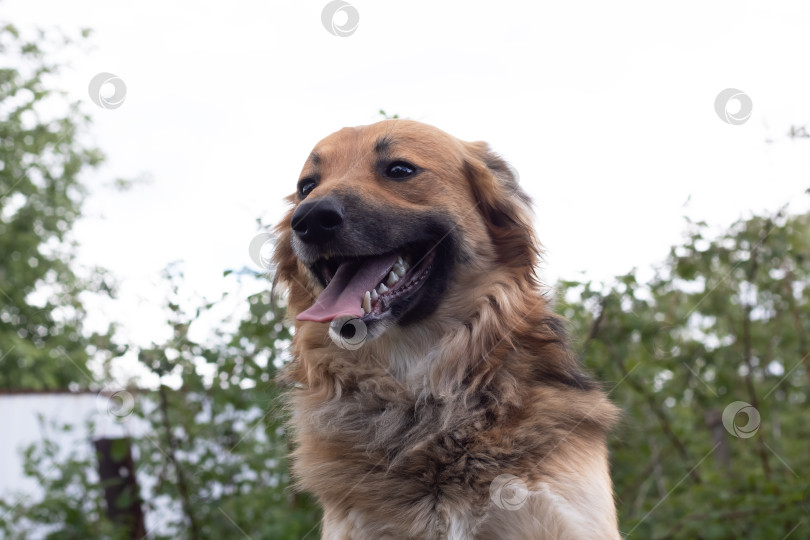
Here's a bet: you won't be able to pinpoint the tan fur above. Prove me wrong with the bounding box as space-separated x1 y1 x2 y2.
273 120 621 539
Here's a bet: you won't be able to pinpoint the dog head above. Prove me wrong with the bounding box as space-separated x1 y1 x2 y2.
273 120 538 345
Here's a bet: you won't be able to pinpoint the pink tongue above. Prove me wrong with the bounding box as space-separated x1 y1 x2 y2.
296 253 398 322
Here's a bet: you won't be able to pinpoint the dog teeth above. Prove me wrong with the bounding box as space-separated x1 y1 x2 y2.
396 256 411 272
386 271 400 286
377 283 389 293
370 289 379 300
362 291 371 314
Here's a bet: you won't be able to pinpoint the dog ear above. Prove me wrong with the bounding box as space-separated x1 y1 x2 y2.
464 142 540 274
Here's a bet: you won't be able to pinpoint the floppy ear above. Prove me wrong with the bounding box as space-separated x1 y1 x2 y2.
464 142 540 275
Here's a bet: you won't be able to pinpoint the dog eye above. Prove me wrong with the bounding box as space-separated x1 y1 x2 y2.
298 178 317 199
384 161 417 180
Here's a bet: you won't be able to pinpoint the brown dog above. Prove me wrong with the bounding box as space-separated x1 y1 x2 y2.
273 120 620 539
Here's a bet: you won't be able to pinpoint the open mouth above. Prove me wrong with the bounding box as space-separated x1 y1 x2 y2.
296 244 436 324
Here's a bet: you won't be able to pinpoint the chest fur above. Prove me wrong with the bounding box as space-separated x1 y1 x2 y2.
292 391 529 536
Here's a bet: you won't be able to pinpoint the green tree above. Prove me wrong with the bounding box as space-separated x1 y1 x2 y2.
560 208 810 538
0 264 322 539
0 22 118 389
132 265 320 539
0 419 127 539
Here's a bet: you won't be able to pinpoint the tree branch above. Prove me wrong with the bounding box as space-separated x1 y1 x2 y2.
741 219 772 481
158 384 201 540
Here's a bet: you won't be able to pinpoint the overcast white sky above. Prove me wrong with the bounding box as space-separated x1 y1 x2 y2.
4 0 810 374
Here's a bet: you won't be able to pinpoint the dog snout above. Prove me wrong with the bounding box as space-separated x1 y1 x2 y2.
291 197 345 245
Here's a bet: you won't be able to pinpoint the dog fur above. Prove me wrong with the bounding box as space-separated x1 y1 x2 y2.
272 120 620 539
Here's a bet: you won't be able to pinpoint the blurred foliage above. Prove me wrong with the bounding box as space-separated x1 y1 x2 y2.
0 22 121 389
0 418 126 539
0 265 322 539
379 109 399 119
132 265 320 539
559 209 810 538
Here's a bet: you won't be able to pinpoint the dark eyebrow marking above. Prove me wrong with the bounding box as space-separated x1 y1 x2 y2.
374 135 394 154
309 152 321 166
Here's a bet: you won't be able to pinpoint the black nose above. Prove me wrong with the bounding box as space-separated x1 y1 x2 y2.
290 198 345 245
